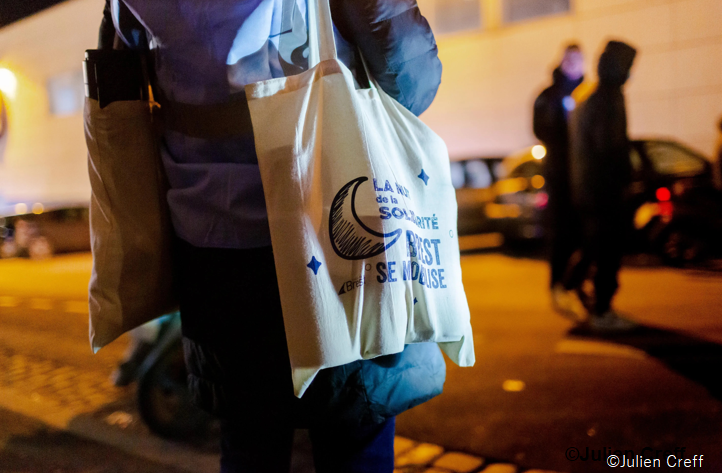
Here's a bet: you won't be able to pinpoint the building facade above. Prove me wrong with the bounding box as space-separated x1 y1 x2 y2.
420 0 722 159
0 0 720 204
0 0 99 205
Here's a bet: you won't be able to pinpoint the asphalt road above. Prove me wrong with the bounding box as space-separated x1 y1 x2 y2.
0 252 721 472
0 406 187 473
397 251 722 472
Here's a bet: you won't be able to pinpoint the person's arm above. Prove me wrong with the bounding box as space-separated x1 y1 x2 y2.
330 0 442 116
532 90 559 145
587 94 631 195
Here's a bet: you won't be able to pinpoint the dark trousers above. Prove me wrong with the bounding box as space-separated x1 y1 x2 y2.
174 239 396 473
564 212 625 314
545 188 580 288
220 417 396 473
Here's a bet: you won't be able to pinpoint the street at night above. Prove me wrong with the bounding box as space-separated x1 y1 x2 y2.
397 251 722 472
1 251 720 472
2 0 722 471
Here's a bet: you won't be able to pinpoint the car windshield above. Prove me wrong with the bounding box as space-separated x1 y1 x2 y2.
644 142 706 176
451 159 494 189
509 160 541 179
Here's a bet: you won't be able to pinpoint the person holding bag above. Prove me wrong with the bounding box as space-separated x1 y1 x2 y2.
91 0 474 472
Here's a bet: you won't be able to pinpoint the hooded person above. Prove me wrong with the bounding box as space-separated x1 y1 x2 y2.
565 40 637 331
532 44 586 319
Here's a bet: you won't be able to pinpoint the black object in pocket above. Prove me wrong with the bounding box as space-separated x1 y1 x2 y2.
84 49 147 108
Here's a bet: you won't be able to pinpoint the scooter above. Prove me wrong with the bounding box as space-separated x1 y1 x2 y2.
117 313 213 439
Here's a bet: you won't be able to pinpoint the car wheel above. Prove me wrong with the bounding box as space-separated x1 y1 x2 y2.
137 340 211 439
659 227 705 267
28 237 53 260
0 239 18 258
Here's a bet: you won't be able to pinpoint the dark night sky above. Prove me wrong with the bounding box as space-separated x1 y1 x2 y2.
0 0 68 28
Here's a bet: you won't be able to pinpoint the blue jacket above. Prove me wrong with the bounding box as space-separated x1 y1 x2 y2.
107 0 442 250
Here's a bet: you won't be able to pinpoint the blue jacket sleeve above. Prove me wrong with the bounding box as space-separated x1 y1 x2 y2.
330 0 442 116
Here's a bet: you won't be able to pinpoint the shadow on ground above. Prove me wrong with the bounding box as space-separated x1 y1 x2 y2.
0 394 318 473
0 407 185 473
569 323 722 401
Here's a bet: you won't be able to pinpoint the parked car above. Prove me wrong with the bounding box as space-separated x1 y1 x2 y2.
450 157 504 236
0 204 90 259
489 140 722 265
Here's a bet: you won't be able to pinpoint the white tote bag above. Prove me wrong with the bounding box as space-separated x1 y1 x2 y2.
246 0 475 396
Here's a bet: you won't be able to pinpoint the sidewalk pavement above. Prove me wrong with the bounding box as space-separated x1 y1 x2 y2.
0 331 565 473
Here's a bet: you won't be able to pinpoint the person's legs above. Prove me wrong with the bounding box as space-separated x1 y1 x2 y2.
175 239 299 471
593 217 624 314
220 419 294 473
563 215 597 292
550 228 577 288
548 203 580 289
578 213 637 331
309 417 396 473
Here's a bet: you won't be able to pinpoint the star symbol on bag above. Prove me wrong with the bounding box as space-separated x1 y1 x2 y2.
413 297 418 305
307 256 322 275
417 169 429 186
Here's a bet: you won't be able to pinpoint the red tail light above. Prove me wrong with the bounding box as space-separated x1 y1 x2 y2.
656 187 671 202
535 191 549 209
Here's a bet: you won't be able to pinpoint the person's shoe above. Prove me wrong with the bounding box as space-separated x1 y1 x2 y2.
551 283 588 322
575 286 594 313
587 311 637 333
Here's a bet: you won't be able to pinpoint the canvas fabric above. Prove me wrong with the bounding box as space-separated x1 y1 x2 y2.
246 0 474 396
85 98 176 351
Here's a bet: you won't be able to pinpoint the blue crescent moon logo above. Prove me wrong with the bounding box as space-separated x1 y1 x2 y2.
329 177 402 260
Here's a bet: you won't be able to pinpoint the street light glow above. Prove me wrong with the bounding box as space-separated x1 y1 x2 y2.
502 379 526 392
15 203 27 215
531 145 546 160
0 68 18 99
531 175 545 189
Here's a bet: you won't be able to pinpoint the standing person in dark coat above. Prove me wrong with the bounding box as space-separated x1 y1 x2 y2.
566 40 638 331
98 0 445 472
533 44 586 320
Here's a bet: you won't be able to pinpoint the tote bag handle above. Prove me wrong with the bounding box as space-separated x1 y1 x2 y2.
305 0 379 92
307 0 338 67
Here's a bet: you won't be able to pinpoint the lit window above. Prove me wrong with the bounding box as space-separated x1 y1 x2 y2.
434 0 482 34
47 70 85 116
502 0 570 24
465 159 492 189
644 141 707 177
450 162 466 189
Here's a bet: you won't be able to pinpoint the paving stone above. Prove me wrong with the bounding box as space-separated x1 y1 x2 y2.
433 452 485 472
395 443 445 467
479 464 517 473
423 468 453 473
394 436 418 457
0 349 122 416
